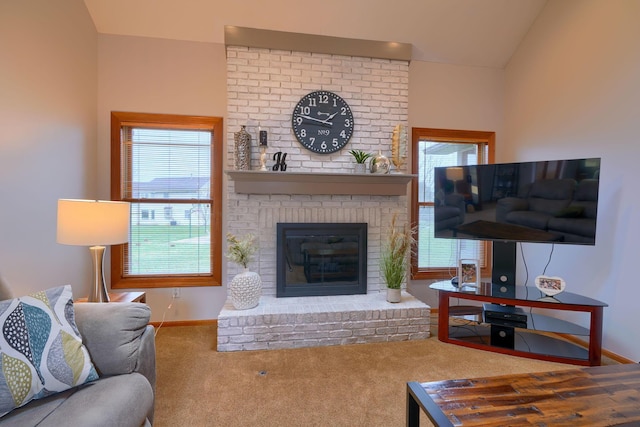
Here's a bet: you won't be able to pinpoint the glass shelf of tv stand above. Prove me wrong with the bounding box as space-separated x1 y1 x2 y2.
429 280 608 308
429 280 608 366
447 306 590 336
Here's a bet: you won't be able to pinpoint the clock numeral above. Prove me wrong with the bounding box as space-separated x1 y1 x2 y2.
321 141 327 150
309 137 316 145
340 130 347 138
341 107 347 115
295 117 303 125
332 138 339 147
300 129 307 138
298 106 311 115
318 94 329 104
344 119 352 127
307 98 317 107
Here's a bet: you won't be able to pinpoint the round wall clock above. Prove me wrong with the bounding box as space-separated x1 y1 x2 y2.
291 90 354 154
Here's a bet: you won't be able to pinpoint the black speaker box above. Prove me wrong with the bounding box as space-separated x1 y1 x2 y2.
492 241 517 286
490 324 515 349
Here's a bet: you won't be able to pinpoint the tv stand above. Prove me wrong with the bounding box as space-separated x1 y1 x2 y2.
430 281 608 366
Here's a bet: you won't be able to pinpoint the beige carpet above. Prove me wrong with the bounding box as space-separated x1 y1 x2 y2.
153 323 580 427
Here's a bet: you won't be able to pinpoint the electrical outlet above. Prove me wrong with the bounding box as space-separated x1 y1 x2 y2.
172 288 180 298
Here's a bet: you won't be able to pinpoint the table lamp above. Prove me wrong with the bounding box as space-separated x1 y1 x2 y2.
57 199 130 302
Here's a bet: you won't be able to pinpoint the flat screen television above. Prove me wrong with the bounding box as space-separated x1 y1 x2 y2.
433 157 601 293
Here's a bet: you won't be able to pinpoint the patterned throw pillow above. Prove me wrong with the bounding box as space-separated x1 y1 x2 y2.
0 285 98 417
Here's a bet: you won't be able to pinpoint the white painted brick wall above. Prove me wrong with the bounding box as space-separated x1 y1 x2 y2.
226 46 410 295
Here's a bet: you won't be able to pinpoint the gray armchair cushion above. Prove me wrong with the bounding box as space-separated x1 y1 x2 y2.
434 193 466 231
495 197 529 223
74 302 156 423
528 178 576 200
571 179 599 219
505 210 553 230
0 374 152 427
74 302 151 377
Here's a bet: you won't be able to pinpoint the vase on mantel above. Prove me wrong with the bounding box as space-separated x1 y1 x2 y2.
354 163 367 174
228 269 262 310
233 125 251 171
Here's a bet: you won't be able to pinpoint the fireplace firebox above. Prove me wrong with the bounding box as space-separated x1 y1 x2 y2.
276 223 367 297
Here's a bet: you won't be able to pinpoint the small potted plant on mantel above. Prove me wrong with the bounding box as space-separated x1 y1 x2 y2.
226 232 262 310
381 214 416 303
349 149 372 174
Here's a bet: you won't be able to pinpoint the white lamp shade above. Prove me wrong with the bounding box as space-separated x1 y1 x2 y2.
57 199 130 246
446 167 465 182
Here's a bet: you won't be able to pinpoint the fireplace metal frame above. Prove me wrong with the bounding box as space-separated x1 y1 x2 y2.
276 222 368 297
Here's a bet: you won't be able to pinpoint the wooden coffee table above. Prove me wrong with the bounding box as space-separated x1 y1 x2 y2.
407 363 640 426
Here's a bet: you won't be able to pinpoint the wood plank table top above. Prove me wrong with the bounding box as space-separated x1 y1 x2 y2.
407 363 640 426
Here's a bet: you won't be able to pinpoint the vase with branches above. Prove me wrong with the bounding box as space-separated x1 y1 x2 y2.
226 232 261 309
380 214 416 302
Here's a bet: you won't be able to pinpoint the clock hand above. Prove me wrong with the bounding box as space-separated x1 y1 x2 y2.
320 111 339 124
296 114 332 126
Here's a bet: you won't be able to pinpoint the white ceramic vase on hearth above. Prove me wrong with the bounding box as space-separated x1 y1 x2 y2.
228 269 262 310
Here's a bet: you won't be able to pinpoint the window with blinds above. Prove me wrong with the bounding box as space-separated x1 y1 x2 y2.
110 112 223 288
411 128 495 280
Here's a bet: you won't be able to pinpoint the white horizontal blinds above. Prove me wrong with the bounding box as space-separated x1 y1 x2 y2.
417 139 485 270
121 125 213 277
123 127 211 200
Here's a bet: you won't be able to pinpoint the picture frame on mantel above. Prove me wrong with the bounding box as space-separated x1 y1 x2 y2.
459 259 480 289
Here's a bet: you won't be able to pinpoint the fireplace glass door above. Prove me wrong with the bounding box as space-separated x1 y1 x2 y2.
276 223 367 297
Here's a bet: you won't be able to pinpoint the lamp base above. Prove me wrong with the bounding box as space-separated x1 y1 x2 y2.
88 246 110 302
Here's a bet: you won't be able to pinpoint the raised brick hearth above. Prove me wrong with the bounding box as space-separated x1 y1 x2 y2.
217 292 430 352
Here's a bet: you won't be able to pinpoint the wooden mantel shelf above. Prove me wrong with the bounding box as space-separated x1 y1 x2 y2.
225 170 416 196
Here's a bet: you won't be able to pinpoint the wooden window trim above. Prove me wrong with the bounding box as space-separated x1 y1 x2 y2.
410 127 495 280
110 111 223 288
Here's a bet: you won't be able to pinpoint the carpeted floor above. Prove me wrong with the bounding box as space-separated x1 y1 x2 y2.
153 320 578 427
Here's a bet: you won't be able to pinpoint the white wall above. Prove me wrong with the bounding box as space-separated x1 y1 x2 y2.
97 34 228 322
504 0 640 360
408 61 505 144
0 0 98 297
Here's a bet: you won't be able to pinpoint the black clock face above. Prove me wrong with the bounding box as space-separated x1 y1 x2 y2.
292 90 354 154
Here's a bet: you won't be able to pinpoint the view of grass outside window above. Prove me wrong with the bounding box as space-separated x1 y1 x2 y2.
111 112 223 288
411 128 494 279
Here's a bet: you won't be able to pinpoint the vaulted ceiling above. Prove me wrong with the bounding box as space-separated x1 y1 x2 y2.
84 0 547 68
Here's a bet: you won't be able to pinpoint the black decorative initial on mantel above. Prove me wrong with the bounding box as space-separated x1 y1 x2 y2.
272 152 287 171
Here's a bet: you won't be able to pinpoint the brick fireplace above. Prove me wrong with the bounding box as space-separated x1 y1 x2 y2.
218 31 430 352
224 45 411 292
